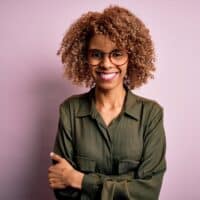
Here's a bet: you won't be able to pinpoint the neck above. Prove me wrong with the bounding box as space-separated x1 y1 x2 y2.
94 85 126 109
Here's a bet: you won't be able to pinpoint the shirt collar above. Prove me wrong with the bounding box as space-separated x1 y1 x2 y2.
76 88 95 117
123 88 141 120
76 87 141 121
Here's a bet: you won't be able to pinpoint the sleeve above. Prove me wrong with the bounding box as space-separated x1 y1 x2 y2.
52 102 81 200
81 104 167 200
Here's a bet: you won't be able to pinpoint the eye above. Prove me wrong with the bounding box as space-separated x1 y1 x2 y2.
111 50 124 58
88 49 103 59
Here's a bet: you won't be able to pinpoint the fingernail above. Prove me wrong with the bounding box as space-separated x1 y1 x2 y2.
50 152 54 157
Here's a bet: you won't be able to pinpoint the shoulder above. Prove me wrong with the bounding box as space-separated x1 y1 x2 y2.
61 91 89 106
129 92 165 137
59 90 91 115
129 91 164 121
135 93 163 112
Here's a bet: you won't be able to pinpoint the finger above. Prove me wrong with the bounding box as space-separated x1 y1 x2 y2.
49 183 65 189
48 166 62 175
50 152 63 163
48 172 61 179
48 177 56 183
49 179 66 189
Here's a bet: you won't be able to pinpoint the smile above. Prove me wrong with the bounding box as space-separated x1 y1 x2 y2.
96 72 119 81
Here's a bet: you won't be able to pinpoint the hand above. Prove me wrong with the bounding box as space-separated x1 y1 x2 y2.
48 152 84 189
48 152 74 189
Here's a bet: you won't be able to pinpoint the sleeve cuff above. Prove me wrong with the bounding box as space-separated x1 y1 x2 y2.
82 174 102 196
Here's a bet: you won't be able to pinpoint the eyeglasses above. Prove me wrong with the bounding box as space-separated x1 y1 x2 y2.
87 49 128 66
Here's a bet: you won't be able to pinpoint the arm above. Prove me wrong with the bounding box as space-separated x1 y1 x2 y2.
52 103 82 199
81 105 166 200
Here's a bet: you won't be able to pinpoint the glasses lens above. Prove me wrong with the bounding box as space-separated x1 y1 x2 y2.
87 49 103 66
110 50 128 65
87 49 128 66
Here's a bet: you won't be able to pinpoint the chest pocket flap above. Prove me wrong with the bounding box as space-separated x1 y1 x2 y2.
118 159 139 175
76 156 96 173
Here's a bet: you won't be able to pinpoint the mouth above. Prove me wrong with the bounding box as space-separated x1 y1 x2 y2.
96 71 119 81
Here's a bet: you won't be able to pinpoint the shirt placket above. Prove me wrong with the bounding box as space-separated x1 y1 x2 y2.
107 118 121 175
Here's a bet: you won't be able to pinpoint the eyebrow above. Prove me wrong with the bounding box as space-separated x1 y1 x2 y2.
88 48 120 52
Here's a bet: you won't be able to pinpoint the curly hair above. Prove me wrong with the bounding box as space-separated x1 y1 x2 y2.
57 5 155 89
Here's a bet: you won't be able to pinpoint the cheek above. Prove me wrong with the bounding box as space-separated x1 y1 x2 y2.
89 66 97 78
118 64 128 76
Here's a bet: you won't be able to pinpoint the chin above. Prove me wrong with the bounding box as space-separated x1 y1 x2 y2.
95 81 123 92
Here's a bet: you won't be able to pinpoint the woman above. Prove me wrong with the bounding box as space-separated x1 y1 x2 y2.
48 5 166 200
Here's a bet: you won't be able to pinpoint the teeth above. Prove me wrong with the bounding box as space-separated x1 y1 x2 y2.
99 72 117 80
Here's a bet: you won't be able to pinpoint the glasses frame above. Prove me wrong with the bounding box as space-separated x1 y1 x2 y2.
87 49 129 67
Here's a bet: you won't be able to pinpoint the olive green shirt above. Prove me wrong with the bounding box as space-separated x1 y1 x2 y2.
53 87 166 200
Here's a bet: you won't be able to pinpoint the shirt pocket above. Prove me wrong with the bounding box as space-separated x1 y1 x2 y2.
118 159 140 175
76 156 96 173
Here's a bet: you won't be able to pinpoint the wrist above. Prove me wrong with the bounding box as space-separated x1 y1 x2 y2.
70 169 84 189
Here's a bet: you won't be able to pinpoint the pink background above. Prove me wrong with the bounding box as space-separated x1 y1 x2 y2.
1 0 200 199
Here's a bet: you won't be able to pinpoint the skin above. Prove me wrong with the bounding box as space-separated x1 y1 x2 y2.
88 34 128 125
48 152 84 189
48 34 129 189
88 34 128 93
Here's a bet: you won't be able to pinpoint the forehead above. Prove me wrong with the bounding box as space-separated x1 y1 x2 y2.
88 34 116 51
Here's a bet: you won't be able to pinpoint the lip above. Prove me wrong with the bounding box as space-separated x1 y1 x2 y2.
96 71 119 81
96 71 119 74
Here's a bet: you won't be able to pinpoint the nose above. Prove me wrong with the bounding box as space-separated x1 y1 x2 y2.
100 53 113 68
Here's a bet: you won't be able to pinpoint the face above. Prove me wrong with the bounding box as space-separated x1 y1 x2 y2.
87 34 128 92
